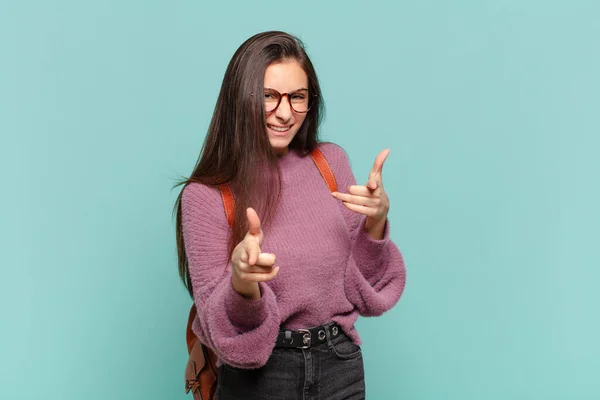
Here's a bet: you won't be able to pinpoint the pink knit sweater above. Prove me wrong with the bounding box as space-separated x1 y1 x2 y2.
181 143 406 369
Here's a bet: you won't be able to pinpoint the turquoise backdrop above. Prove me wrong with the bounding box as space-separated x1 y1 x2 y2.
1 1 599 399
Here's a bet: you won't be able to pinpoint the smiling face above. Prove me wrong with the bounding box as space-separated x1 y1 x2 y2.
263 59 309 156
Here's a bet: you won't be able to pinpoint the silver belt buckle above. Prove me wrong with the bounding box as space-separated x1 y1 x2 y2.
298 329 311 349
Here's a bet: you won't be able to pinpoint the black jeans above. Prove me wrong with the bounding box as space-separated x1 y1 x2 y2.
216 324 366 400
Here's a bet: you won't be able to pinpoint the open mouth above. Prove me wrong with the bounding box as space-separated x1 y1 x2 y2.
267 124 292 133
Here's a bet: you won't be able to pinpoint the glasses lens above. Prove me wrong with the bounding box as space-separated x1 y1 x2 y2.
290 91 309 113
264 89 279 113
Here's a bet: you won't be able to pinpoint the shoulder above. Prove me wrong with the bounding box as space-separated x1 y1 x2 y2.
181 182 226 222
316 142 353 174
317 142 349 162
180 182 230 250
182 182 221 206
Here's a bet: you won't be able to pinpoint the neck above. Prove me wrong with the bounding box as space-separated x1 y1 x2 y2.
274 147 289 157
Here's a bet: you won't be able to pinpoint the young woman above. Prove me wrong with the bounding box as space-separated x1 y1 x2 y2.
174 31 406 400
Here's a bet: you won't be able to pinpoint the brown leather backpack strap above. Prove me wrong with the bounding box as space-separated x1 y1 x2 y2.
309 147 338 193
185 305 209 398
218 184 236 229
186 305 198 354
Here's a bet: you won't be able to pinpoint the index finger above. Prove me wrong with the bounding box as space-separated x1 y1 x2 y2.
370 149 390 176
246 207 262 236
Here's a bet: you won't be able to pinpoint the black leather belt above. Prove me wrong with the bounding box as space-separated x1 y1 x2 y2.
275 322 342 349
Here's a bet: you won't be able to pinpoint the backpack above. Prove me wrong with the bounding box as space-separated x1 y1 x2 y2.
184 147 337 400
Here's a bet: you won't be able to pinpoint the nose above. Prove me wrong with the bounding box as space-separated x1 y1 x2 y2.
275 94 293 122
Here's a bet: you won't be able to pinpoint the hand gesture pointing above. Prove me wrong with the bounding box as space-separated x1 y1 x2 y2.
331 149 391 239
231 208 279 300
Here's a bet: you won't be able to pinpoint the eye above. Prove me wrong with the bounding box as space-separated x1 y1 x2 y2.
264 89 280 99
291 94 306 100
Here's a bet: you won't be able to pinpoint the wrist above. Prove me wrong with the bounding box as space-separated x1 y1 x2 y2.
231 274 261 301
364 216 387 240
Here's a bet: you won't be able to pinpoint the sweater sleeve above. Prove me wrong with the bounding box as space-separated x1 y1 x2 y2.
181 183 281 369
319 143 407 316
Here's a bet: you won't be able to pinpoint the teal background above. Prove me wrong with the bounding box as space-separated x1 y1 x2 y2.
1 0 599 399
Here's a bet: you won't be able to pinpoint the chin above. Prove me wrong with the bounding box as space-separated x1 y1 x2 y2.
269 141 291 155
268 135 296 154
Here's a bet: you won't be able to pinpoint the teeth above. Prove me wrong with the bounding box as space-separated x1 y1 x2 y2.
268 124 291 132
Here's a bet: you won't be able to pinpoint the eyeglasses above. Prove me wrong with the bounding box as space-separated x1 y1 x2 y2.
253 88 317 114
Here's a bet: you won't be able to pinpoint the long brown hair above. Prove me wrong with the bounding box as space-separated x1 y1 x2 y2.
173 31 325 298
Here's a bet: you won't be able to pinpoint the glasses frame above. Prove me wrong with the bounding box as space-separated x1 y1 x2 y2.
252 88 318 114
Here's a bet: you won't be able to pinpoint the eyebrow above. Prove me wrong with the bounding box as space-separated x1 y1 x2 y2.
265 87 309 92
